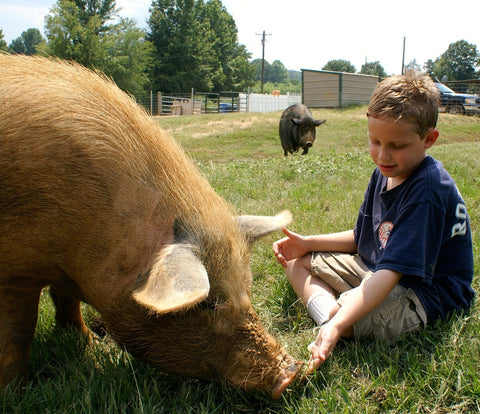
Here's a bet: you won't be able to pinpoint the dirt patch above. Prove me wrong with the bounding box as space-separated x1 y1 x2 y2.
168 117 259 139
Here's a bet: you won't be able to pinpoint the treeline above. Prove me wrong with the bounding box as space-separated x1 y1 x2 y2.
322 40 480 83
1 0 479 97
0 0 256 96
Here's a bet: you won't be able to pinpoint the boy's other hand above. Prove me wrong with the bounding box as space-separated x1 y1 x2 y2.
308 323 341 372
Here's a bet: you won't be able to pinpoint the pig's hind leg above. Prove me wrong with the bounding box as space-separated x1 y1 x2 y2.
0 284 42 387
49 286 90 339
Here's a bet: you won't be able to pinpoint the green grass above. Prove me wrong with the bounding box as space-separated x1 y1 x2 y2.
2 108 479 413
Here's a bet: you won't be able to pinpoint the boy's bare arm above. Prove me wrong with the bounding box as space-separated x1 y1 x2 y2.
304 230 357 253
308 268 402 371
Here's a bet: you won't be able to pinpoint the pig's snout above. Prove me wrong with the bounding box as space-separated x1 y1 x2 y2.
271 359 303 399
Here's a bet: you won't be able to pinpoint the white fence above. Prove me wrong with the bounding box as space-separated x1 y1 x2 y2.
137 91 302 115
242 93 302 113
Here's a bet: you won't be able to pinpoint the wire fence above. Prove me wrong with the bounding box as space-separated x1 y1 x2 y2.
135 90 301 116
444 80 480 95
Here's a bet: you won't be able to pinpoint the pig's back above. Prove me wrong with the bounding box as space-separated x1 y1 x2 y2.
0 55 225 285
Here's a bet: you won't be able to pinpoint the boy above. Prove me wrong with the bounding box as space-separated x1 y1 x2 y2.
273 71 474 372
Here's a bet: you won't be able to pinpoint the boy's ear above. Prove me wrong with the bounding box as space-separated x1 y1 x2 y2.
424 128 439 149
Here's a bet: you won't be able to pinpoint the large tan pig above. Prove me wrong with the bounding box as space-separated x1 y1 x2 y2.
0 55 302 397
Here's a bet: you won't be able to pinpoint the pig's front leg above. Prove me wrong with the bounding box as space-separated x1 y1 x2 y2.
50 285 90 339
0 285 42 387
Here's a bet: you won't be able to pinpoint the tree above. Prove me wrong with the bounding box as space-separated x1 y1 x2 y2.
360 61 386 78
0 30 8 51
253 80 301 94
102 18 153 95
203 0 253 91
43 0 108 68
72 0 116 34
322 59 356 73
250 58 270 82
404 59 421 74
269 60 288 83
228 44 254 91
250 58 289 83
426 40 479 81
423 59 435 78
248 59 300 93
43 0 152 95
9 28 46 55
148 0 251 93
148 0 214 92
288 70 301 82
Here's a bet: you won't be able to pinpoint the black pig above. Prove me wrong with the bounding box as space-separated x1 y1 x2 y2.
279 104 326 156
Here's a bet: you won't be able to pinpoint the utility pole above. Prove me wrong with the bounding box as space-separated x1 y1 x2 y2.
401 36 406 75
256 30 271 94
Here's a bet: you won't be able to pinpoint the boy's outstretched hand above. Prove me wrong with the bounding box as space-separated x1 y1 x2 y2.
273 228 309 268
308 322 342 372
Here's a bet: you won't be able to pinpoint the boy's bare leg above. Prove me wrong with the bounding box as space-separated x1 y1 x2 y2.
285 254 340 323
286 254 355 340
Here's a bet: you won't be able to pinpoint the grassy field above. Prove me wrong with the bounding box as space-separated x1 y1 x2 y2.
2 107 479 413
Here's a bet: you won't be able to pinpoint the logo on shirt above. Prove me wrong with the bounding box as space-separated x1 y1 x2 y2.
379 221 394 249
451 203 467 238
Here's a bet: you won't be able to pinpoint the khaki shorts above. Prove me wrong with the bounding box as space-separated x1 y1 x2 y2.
311 252 427 343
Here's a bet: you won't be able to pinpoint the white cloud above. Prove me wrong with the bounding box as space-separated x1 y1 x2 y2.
1 3 51 42
115 0 150 27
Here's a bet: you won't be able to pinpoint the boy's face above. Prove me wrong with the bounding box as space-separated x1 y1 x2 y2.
368 116 438 187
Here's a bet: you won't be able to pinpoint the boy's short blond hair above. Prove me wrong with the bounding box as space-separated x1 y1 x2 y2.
367 71 440 139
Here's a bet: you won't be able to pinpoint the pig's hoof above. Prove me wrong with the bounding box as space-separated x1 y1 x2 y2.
90 319 107 338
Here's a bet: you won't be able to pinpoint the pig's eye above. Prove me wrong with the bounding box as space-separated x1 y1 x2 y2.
197 300 217 310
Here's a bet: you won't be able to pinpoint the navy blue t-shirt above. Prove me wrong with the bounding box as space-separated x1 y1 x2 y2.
354 156 474 324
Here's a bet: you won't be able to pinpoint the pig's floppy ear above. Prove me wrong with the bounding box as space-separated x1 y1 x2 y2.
132 243 209 314
237 210 292 245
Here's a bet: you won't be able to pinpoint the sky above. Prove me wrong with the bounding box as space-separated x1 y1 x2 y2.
1 0 479 76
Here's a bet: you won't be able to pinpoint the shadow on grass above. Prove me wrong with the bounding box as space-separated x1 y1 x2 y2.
1 324 304 413
2 303 473 413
